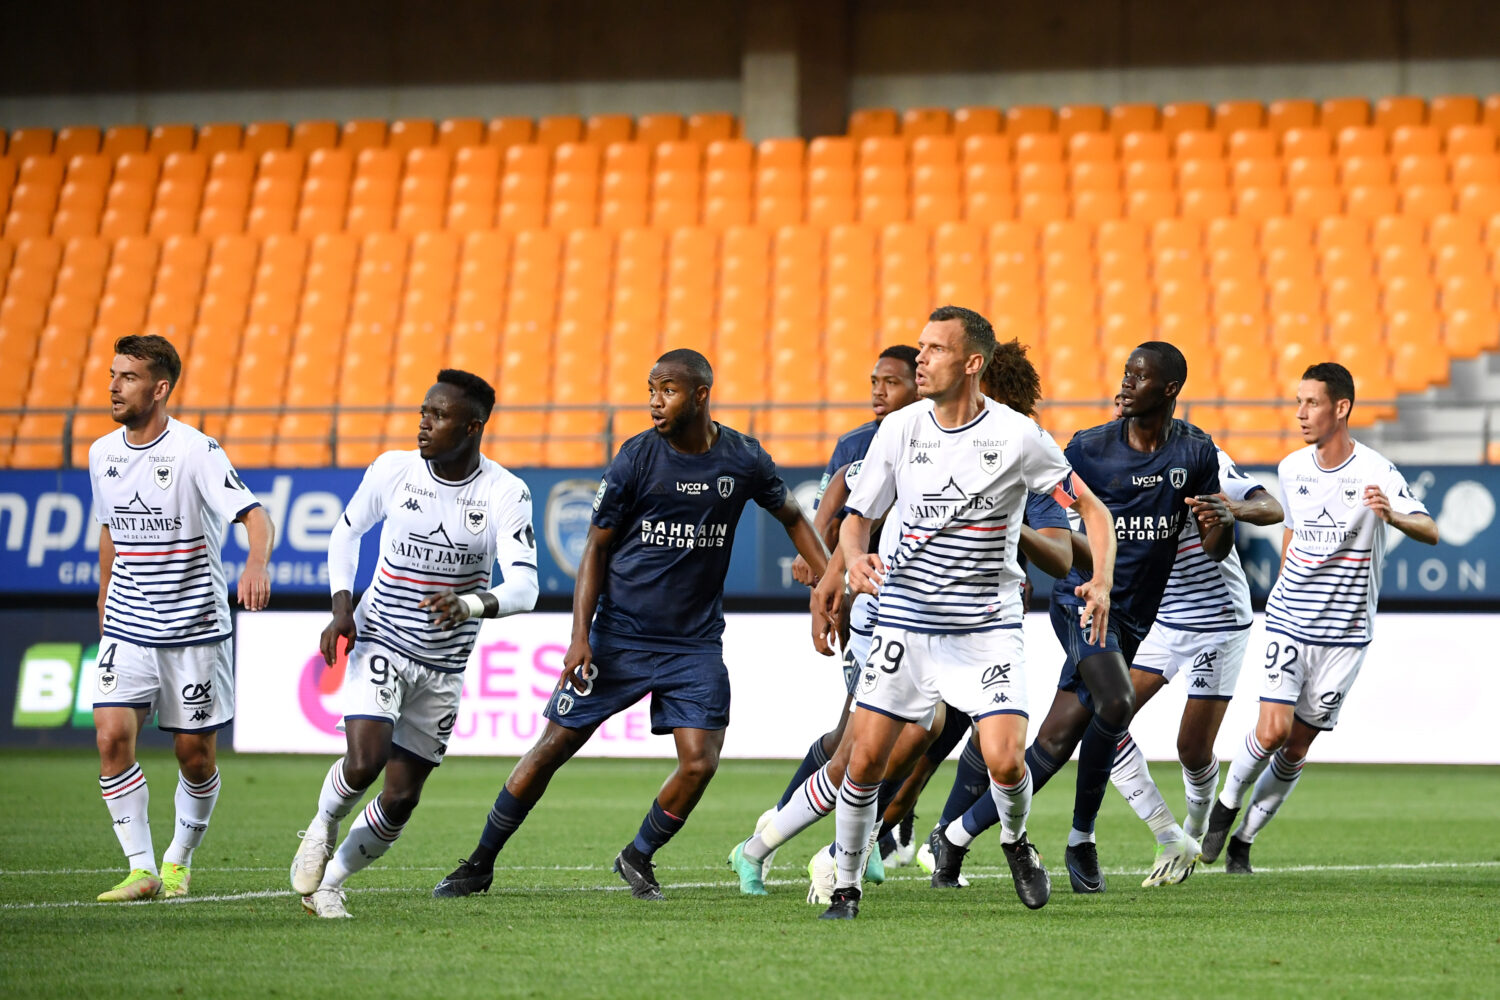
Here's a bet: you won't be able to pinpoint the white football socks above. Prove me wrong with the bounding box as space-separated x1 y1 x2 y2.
163 768 221 867
100 763 157 874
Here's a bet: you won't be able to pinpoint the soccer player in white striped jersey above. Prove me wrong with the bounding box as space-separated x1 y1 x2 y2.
1201 362 1436 873
814 306 1117 919
292 370 538 918
88 335 275 903
1107 388 1286 883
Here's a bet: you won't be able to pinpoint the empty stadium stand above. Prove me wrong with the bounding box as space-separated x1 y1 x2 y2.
2 98 1498 469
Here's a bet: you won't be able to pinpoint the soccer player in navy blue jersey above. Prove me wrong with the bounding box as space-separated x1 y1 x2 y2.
434 349 830 900
931 342 1234 895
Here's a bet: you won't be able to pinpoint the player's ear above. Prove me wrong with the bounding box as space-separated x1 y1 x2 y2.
965 352 986 376
1335 397 1351 422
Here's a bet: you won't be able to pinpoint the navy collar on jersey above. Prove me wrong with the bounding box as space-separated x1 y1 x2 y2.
121 422 172 451
1114 414 1178 452
926 407 989 435
1312 440 1359 474
426 460 483 487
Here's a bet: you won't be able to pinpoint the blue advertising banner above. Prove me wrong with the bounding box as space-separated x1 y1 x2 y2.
2 463 1496 602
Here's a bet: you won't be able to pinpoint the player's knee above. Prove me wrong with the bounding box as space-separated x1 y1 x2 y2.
380 786 422 823
341 749 386 790
1176 734 1213 772
96 729 133 771
1095 687 1136 727
986 755 1025 786
1256 716 1291 752
677 751 719 787
173 739 215 781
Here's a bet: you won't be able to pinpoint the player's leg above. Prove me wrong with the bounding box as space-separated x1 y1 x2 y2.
1064 642 1137 894
615 648 731 900
1228 643 1358 872
1178 628 1246 841
1106 667 1200 887
1203 634 1305 863
95 703 161 901
93 638 163 901
876 703 959 867
819 706 906 918
158 637 234 898
293 645 400 895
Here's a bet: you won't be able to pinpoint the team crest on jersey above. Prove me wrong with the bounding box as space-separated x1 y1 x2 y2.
1341 484 1359 508
464 508 487 534
717 476 735 498
980 450 1000 475
153 465 173 490
1169 467 1187 489
376 687 395 711
554 692 574 716
857 669 879 695
97 669 118 695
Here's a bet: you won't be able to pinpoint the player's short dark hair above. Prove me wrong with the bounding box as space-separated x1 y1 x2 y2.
878 344 919 374
928 305 996 367
1302 361 1355 415
1134 340 1188 388
981 339 1042 416
436 368 496 423
114 334 182 393
655 348 714 389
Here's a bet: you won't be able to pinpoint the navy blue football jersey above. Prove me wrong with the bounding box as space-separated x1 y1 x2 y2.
1025 490 1070 532
590 425 788 650
815 420 878 510
1052 418 1221 632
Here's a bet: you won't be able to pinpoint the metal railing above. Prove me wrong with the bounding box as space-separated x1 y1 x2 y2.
4 397 1499 468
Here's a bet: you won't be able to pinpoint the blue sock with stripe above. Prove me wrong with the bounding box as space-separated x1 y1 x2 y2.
471 786 532 866
631 799 686 859
776 737 831 809
938 734 990 826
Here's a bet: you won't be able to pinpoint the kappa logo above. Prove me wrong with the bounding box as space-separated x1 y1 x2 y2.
401 498 423 512
991 692 1011 704
519 487 531 502
207 441 221 451
718 476 735 498
980 663 1012 689
1298 484 1310 495
188 709 210 722
1170 467 1187 489
1190 677 1210 689
153 465 173 490
464 507 487 534
105 466 120 478
909 452 933 465
980 450 1000 475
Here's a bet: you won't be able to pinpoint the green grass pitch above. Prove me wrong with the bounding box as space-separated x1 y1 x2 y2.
1 750 1497 999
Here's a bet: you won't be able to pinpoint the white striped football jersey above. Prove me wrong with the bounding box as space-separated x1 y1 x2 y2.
1154 448 1263 632
342 450 535 672
1265 442 1428 647
89 417 262 648
844 397 1074 634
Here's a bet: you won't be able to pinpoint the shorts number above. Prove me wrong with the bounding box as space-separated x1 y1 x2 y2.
368 654 391 687
98 643 118 670
569 663 598 697
1263 641 1299 672
869 636 906 674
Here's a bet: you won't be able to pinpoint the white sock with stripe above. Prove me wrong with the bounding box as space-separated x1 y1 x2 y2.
321 797 406 889
163 769 221 867
992 771 1033 845
1181 757 1220 838
1237 750 1305 842
100 764 157 875
1219 731 1273 809
1110 733 1184 845
832 777 880 890
313 757 367 838
745 764 838 861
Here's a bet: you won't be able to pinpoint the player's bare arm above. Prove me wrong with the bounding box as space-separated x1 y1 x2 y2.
96 525 115 634
320 590 357 667
1221 488 1284 526
1364 485 1439 544
792 461 852 586
809 545 849 656
1020 524 1072 578
564 523 615 688
1187 494 1235 561
838 511 883 596
774 493 830 585
235 505 275 612
1070 474 1116 646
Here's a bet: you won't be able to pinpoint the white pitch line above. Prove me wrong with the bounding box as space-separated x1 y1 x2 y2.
2 861 1496 911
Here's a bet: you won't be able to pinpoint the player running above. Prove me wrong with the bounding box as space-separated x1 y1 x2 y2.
816 306 1116 919
88 334 275 902
293 369 538 918
754 345 920 863
1200 362 1436 873
930 343 1230 895
433 349 829 901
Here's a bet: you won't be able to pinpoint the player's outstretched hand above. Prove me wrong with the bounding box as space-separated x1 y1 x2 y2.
809 574 842 656
319 608 357 667
237 562 271 612
1363 484 1394 522
790 553 817 587
420 590 469 629
1186 493 1233 528
847 553 886 597
1073 577 1111 647
562 637 595 692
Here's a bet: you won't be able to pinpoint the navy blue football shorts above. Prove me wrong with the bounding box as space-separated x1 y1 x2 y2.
1050 599 1146 713
543 631 731 735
